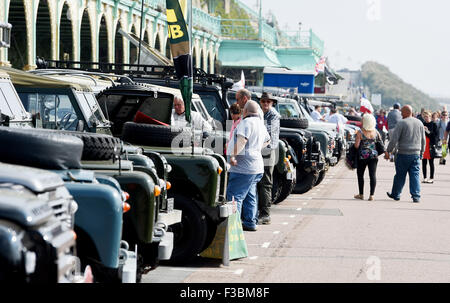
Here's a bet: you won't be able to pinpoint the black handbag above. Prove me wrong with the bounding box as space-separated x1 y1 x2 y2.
375 132 385 156
431 143 442 158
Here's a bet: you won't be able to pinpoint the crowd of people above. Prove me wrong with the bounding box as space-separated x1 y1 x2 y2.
170 92 449 231
350 103 449 203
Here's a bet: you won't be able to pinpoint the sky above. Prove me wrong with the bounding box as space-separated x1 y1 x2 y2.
238 0 450 98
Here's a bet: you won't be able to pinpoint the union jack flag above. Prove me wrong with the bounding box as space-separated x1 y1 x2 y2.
315 56 326 76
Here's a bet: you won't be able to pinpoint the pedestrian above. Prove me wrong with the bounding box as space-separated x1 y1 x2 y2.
226 100 271 231
417 108 425 123
311 105 325 122
386 103 402 161
385 105 426 203
376 109 388 143
171 95 212 131
353 114 380 201
229 103 242 139
421 110 439 183
432 112 440 126
257 92 280 225
437 111 448 141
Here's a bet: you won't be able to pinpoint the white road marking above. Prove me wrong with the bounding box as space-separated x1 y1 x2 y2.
296 207 302 211
262 242 271 248
303 202 308 205
282 222 289 225
289 215 296 218
234 269 244 275
273 231 280 234
249 256 259 260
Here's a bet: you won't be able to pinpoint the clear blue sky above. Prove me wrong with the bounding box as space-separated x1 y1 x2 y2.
239 0 450 98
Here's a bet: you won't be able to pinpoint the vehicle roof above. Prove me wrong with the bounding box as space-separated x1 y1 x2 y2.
1 66 91 92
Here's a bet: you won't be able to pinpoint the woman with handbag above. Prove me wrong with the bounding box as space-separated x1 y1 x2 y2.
421 111 439 183
354 114 382 201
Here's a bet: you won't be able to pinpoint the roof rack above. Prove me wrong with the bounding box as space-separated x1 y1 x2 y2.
36 58 234 88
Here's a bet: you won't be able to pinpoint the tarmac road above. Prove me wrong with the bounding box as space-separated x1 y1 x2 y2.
142 158 450 283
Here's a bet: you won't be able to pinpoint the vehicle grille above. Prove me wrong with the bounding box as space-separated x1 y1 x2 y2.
38 187 75 230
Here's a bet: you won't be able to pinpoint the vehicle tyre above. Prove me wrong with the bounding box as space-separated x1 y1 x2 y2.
314 170 326 186
272 170 296 204
293 169 319 194
166 193 208 264
0 126 83 170
271 169 282 203
122 122 192 148
280 117 309 129
56 130 122 161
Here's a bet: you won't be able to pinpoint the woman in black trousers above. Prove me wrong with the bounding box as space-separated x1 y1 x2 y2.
354 114 380 201
421 111 439 183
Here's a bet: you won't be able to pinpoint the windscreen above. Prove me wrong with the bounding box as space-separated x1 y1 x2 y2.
0 80 28 118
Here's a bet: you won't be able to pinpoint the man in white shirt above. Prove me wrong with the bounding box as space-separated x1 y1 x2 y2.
311 105 325 122
327 107 348 125
227 100 271 232
171 96 212 131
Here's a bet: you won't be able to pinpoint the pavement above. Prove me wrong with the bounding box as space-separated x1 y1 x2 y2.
142 158 450 283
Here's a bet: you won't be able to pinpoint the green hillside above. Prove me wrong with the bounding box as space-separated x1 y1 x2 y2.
361 61 439 111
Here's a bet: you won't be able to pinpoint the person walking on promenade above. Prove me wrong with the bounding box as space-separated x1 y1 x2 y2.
353 114 380 201
226 100 271 231
376 109 388 143
257 92 280 225
437 111 448 142
385 105 426 203
386 103 402 161
421 111 439 183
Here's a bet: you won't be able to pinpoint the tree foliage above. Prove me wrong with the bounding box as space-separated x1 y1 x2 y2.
361 61 439 112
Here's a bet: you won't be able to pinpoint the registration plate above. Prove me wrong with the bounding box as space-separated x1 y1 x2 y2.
166 198 174 212
286 171 294 180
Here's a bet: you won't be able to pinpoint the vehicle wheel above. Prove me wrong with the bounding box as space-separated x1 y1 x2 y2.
0 126 83 170
280 117 309 129
273 172 296 204
202 218 218 251
314 170 326 186
271 169 282 203
293 169 319 194
166 193 208 264
56 130 122 161
122 122 192 148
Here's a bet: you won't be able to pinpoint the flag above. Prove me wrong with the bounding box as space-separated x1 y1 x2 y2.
232 70 245 90
360 95 374 114
166 0 193 123
314 56 326 76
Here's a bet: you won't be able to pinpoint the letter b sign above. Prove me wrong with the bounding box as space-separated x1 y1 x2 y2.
168 25 184 39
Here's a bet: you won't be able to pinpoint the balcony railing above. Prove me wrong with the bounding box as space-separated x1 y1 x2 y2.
192 7 221 36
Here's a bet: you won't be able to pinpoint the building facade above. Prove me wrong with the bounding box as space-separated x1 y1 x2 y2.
1 0 221 73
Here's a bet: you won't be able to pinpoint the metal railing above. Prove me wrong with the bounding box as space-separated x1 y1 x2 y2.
192 7 222 36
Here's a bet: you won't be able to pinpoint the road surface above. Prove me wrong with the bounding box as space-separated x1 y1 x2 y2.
143 158 450 283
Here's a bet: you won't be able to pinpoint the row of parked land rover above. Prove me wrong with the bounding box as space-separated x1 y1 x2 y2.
0 25 358 283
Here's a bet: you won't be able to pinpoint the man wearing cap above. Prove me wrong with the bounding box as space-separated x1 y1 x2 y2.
257 92 280 225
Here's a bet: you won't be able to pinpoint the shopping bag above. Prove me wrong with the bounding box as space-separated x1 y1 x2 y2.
199 211 248 264
442 143 448 158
